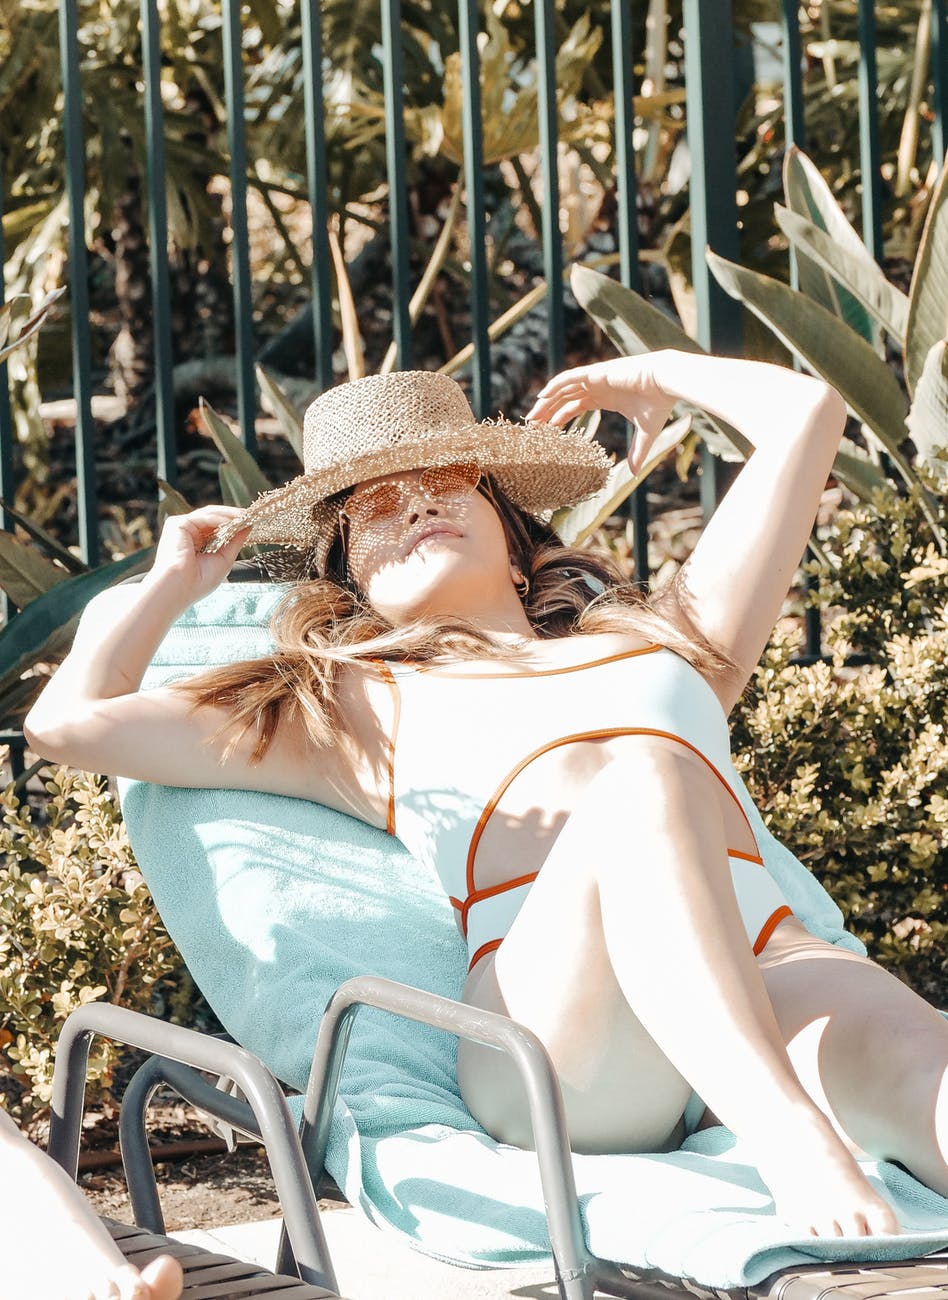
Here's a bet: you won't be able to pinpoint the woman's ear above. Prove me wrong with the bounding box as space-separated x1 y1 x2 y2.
510 558 530 598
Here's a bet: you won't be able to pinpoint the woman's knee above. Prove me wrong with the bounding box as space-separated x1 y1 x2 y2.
589 738 719 809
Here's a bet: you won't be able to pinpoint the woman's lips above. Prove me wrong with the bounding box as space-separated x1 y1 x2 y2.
404 524 462 555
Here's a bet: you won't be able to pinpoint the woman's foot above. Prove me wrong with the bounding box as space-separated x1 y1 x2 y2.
753 1118 899 1238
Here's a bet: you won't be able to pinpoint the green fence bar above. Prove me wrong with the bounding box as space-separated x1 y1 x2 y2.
141 0 177 488
780 0 805 148
933 0 948 165
222 0 256 450
0 145 13 627
857 0 883 262
301 0 334 391
611 0 641 294
534 0 563 373
381 0 412 369
682 0 741 519
611 0 650 582
458 0 491 417
58 0 98 565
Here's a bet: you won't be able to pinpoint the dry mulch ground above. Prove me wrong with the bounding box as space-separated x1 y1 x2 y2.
66 1101 344 1232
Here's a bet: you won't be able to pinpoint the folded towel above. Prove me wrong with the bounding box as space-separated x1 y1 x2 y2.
98 582 948 1288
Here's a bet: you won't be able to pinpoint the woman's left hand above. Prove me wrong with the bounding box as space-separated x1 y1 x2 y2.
526 354 678 473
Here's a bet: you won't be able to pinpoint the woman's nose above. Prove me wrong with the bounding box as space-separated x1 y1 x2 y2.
407 497 441 525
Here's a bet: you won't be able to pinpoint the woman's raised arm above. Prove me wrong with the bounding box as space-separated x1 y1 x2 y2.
528 350 846 710
22 507 372 815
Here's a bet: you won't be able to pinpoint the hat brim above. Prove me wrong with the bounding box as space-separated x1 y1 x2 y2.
208 416 612 571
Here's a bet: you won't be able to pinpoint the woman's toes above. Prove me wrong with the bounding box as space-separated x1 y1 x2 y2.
140 1256 184 1300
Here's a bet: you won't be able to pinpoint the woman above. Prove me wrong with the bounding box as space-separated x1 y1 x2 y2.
0 1106 183 1299
25 350 948 1245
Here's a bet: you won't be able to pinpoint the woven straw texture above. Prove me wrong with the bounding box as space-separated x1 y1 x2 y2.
209 371 611 574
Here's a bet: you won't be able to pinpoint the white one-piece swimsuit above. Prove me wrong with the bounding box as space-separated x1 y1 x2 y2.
375 643 792 972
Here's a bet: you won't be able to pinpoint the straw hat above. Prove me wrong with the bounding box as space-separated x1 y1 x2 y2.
208 369 611 575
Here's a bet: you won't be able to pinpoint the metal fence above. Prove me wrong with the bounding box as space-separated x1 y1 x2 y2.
2 0 946 581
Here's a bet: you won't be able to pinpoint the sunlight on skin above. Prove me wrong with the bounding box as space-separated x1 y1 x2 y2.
0 1109 183 1300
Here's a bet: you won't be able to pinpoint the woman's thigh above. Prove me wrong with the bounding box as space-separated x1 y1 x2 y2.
757 918 948 1191
457 745 717 1154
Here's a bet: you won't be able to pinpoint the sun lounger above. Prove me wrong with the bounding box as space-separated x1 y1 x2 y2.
46 580 948 1300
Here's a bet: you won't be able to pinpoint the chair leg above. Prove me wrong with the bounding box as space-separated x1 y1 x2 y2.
119 1053 168 1234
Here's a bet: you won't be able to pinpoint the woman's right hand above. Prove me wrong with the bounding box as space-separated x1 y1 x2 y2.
147 506 251 602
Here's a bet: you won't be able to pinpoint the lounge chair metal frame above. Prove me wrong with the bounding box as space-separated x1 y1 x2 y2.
50 984 948 1300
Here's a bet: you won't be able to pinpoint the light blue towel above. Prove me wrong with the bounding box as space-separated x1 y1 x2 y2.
97 582 948 1288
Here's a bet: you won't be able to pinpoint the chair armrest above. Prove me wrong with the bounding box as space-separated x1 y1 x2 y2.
49 1002 339 1295
298 974 599 1295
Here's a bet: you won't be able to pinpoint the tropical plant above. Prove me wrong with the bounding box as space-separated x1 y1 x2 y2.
731 483 948 1005
0 292 154 735
705 145 948 540
0 761 185 1121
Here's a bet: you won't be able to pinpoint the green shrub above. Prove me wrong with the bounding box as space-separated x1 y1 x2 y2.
732 487 948 1005
0 762 184 1120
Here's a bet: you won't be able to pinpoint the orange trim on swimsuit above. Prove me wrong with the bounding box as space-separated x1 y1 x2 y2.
752 905 793 956
412 642 662 680
469 938 504 970
374 662 401 837
727 848 765 866
460 871 540 937
468 902 794 973
464 727 760 897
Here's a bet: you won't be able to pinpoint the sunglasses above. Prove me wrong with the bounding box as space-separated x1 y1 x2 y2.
338 463 483 541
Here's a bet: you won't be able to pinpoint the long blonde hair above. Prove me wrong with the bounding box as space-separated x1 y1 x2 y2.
178 479 731 760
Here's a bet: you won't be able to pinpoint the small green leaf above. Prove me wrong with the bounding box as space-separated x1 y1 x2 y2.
255 365 304 461
0 533 71 608
199 398 273 499
775 206 908 345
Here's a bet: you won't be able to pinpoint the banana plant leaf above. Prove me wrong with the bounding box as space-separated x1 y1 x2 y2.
774 205 909 345
831 442 896 503
0 531 71 609
570 263 753 460
199 398 273 499
905 161 948 397
0 548 154 703
218 461 254 509
553 416 691 546
0 499 87 574
156 479 193 517
1 671 51 728
256 365 304 461
782 147 875 344
705 251 911 472
906 338 948 479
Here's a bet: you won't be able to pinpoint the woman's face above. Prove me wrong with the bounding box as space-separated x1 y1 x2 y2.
341 467 523 625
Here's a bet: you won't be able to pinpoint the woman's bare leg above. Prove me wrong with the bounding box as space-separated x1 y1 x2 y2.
0 1108 183 1300
758 922 948 1195
458 740 899 1237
